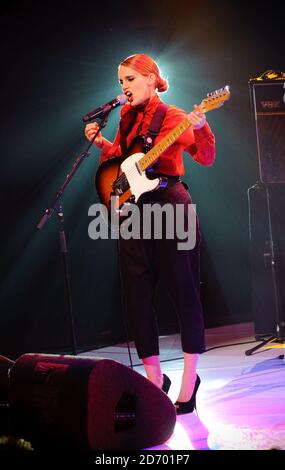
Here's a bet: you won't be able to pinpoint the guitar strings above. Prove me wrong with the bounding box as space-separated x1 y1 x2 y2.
114 122 189 193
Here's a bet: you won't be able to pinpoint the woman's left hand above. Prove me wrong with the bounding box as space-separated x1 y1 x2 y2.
187 104 206 129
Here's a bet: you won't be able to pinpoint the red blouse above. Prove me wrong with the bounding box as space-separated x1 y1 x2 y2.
102 94 215 176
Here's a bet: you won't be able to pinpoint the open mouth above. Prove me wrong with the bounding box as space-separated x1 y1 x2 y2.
125 91 133 103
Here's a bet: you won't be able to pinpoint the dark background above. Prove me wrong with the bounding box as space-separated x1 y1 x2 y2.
0 0 284 358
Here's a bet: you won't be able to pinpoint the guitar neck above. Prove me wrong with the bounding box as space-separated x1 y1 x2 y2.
137 85 230 173
138 118 190 172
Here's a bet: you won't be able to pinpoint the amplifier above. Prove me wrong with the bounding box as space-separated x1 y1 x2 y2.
249 74 285 183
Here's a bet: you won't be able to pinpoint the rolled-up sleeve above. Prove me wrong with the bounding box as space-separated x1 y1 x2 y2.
185 122 215 166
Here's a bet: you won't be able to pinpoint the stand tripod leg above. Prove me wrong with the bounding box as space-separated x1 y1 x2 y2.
245 336 276 356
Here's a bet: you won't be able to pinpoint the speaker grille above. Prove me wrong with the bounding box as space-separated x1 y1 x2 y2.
250 80 285 183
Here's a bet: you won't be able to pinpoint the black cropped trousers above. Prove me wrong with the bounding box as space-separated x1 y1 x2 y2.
119 181 205 359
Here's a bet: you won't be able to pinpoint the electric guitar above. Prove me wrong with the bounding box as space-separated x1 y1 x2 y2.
95 86 230 213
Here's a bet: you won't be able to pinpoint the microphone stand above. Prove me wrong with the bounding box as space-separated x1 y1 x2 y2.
37 110 111 355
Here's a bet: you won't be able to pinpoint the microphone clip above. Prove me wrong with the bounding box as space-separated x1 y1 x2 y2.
82 95 127 123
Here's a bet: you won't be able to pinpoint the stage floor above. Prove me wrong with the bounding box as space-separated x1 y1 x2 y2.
81 322 285 450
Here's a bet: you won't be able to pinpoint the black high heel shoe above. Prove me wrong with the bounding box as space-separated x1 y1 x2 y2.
175 374 201 414
161 374 171 394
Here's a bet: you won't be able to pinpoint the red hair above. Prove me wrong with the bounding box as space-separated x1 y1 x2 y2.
119 54 169 93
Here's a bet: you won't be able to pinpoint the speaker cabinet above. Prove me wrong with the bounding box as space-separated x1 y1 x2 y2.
249 78 285 183
248 184 285 337
9 354 176 450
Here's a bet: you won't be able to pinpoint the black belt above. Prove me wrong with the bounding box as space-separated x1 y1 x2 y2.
156 175 181 187
149 174 181 182
165 176 181 184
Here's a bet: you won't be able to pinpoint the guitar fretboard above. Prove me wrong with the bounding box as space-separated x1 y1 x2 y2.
138 118 190 172
137 86 230 173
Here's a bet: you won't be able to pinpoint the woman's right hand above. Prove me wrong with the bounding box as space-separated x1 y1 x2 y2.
85 122 103 148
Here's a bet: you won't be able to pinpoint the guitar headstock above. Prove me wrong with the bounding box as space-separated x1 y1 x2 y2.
198 85 231 113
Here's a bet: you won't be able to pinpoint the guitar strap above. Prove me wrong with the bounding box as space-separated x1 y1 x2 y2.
143 103 168 153
143 103 168 175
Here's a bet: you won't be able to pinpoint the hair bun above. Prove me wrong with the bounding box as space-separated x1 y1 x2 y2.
157 77 169 93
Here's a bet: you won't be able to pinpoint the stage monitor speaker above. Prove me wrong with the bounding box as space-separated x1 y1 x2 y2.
9 354 176 450
248 184 285 337
249 76 285 183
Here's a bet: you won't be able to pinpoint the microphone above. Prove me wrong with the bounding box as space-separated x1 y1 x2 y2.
82 94 127 122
